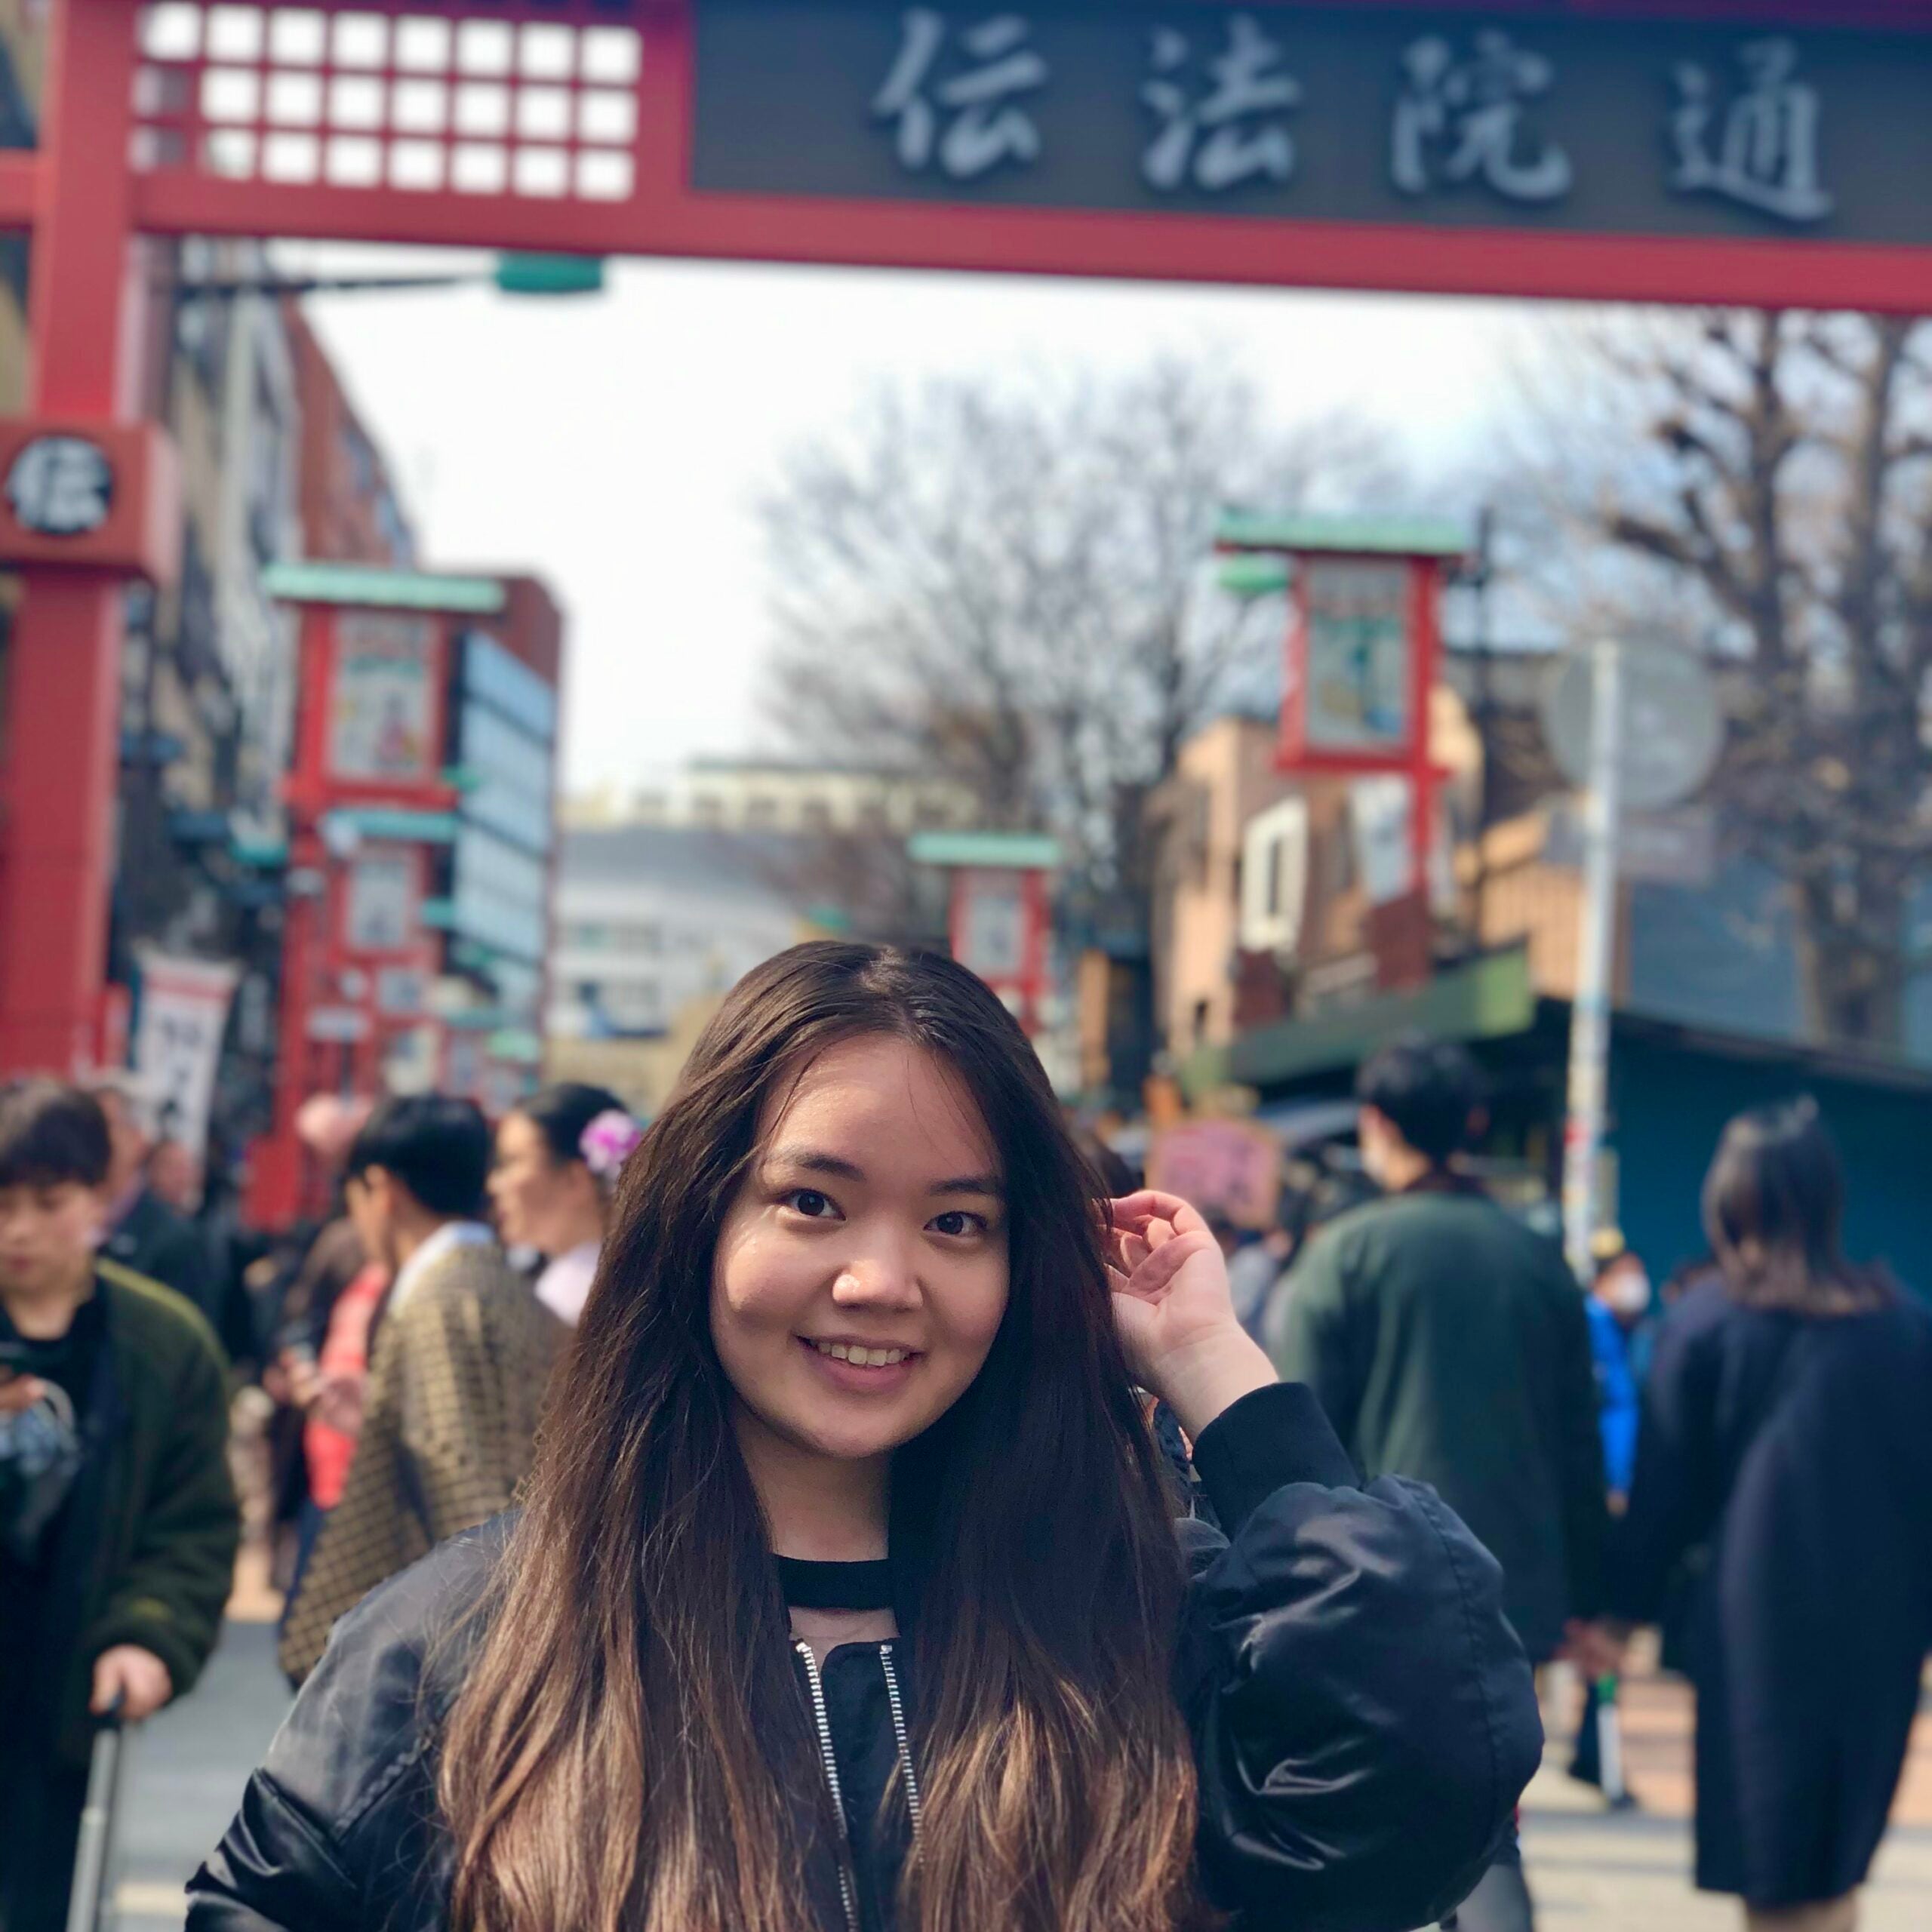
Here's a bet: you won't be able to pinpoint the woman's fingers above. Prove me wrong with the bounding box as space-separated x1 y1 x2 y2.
1112 1226 1212 1301
1109 1190 1208 1241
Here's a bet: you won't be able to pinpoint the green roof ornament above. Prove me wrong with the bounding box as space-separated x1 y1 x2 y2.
1215 511 1472 559
906 831 1063 870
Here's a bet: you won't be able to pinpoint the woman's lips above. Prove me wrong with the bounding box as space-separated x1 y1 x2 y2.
796 1334 921 1393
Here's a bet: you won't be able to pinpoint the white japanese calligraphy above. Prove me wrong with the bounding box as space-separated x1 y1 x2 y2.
1672 38 1832 224
1142 14 1300 194
872 8 1047 181
1392 30 1572 204
5 436 113 537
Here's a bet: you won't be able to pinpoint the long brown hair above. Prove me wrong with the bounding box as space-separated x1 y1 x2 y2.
1703 1097 1894 1315
440 943 1204 1932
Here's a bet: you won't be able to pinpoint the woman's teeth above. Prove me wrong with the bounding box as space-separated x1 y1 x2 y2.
811 1340 910 1367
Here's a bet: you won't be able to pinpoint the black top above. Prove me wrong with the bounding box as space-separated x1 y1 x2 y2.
777 1556 894 1612
1 1289 106 1761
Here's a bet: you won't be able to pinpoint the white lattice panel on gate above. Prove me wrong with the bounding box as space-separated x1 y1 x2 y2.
131 3 647 204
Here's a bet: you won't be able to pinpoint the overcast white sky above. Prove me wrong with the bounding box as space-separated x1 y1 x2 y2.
291 251 1547 794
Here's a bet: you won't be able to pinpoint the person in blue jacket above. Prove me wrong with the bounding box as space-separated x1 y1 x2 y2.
190 943 1539 1932
1586 1231 1653 1506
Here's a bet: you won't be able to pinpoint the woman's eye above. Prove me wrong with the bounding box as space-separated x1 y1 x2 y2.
930 1211 985 1238
786 1189 838 1220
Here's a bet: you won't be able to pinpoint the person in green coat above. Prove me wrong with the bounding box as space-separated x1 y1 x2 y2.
0 1080 238 1932
1270 1038 1608 1932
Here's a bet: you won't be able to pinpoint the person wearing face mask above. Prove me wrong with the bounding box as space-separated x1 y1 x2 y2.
0 1081 237 1932
190 943 1539 1932
1586 1232 1654 1511
1568 1231 1654 1798
488 1084 641 1327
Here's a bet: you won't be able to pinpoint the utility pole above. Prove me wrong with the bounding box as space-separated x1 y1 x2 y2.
1561 637 1623 1281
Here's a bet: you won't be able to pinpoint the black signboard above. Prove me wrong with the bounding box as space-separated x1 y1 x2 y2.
693 2 1932 248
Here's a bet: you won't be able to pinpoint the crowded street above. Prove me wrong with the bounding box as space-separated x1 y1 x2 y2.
7 4 1932 1932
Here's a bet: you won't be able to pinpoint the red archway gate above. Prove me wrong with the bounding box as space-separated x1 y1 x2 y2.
5 0 1932 1071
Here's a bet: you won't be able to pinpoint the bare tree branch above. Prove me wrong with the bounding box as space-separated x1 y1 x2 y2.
1502 309 1932 1051
755 352 1405 928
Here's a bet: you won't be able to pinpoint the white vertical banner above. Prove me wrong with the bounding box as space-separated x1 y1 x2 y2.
1349 775 1413 906
132 952 241 1158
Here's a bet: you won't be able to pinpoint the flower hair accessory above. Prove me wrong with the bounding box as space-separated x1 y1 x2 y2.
579 1109 643 1184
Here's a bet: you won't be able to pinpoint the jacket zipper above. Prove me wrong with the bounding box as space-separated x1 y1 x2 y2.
795 1639 863 1932
795 1640 928 1932
877 1643 924 1855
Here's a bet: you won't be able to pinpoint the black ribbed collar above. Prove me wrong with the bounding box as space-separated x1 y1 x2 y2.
777 1555 895 1611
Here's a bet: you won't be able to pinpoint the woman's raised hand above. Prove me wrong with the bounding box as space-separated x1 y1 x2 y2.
1103 1190 1276 1440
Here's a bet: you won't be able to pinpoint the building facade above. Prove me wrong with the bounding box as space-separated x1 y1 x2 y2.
567 757 977 839
546 820 807 1113
248 564 564 1223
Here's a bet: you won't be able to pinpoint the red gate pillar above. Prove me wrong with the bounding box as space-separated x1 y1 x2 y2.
0 0 146 1072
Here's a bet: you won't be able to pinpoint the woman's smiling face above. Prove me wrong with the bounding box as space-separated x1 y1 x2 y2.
709 1033 1010 1469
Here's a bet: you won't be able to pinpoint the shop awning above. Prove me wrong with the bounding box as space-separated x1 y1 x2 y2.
1183 946 1535 1100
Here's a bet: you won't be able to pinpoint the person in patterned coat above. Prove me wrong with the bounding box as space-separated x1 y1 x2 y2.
278 1097 565 1685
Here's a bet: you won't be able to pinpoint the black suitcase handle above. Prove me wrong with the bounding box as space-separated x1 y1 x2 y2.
65 1697 129 1932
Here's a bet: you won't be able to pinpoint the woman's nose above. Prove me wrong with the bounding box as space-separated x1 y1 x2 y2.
830 1244 920 1306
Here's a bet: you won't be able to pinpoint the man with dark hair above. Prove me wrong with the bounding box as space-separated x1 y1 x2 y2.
1272 1037 1607 1932
0 1080 237 1932
87 1072 217 1324
278 1096 564 1684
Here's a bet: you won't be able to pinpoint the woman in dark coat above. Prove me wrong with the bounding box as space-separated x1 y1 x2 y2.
1611 1099 1932 1932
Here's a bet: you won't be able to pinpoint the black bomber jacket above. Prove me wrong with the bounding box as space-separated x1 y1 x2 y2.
188 1383 1540 1932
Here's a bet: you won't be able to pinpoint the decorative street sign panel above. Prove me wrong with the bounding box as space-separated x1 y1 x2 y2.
1298 558 1413 760
0 420 181 580
6 436 114 537
693 4 1932 248
101 2 1932 309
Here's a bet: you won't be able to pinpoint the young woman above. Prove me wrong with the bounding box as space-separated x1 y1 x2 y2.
190 943 1539 1932
1610 1100 1932 1932
488 1082 641 1325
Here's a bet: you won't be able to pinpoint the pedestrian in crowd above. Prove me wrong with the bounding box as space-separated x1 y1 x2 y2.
146 1137 204 1215
86 1072 217 1325
488 1081 642 1327
1586 1230 1651 1511
0 1081 238 1932
1569 1229 1651 1795
1271 1035 1608 1932
275 1094 565 1685
1225 1189 1308 1341
1605 1099 1932 1932
277 1247 389 1611
258 1096 372 1589
192 943 1540 1932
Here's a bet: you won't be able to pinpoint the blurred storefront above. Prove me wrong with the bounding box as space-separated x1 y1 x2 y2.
246 563 563 1225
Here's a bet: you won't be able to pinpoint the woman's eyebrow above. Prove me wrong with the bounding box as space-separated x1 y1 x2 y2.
767 1146 867 1183
930 1174 1005 1199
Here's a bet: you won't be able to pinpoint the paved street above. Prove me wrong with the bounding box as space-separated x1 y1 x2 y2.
103 1616 1932 1931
